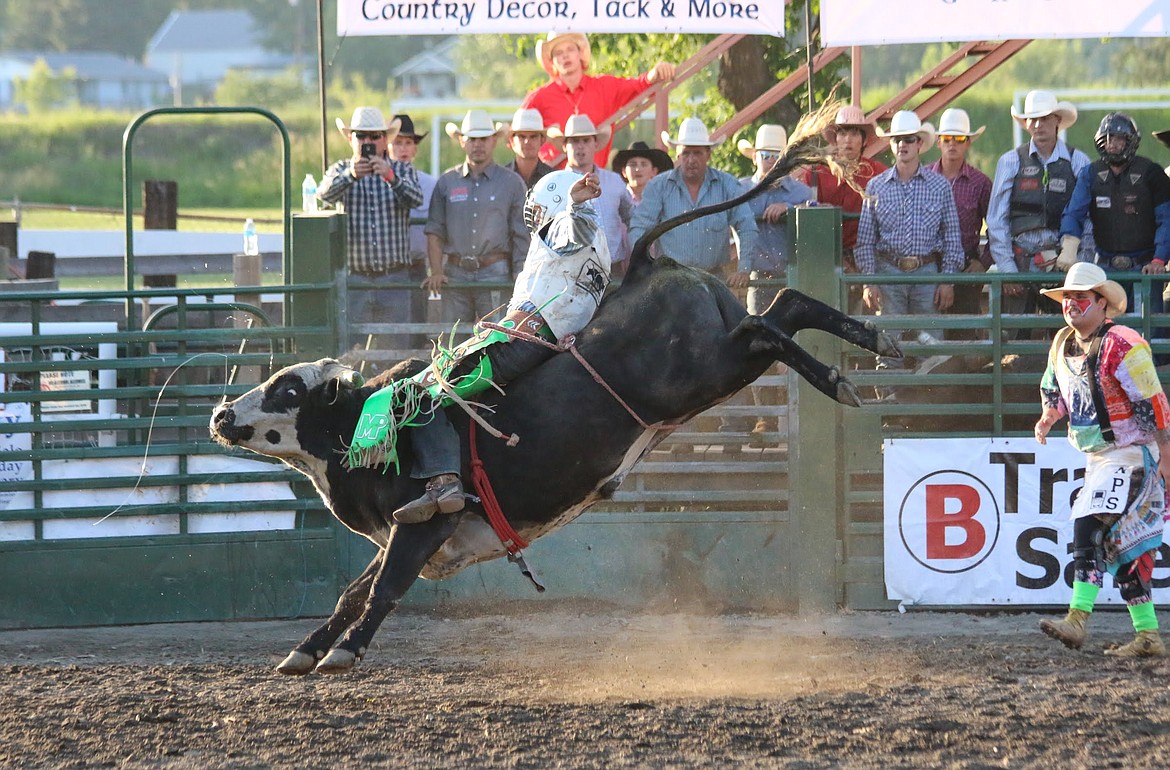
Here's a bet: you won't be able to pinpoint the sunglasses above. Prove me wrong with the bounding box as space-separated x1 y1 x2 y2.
756 150 782 161
354 132 385 140
939 135 970 144
894 136 921 145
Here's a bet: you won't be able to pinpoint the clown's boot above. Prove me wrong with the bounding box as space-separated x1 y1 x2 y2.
1104 629 1166 658
1040 608 1091 649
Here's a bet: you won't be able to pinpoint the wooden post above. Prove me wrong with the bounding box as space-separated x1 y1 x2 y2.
26 250 55 279
143 180 178 230
233 252 263 383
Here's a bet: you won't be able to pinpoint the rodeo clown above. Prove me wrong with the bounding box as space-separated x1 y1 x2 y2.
1034 262 1170 657
348 169 611 524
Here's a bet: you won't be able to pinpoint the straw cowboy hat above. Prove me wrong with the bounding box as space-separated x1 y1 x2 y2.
1039 262 1127 318
661 117 723 148
609 140 673 175
1011 90 1078 128
823 105 872 142
737 124 788 160
547 114 612 148
393 113 428 142
936 108 985 139
876 111 936 152
444 110 506 141
497 108 546 142
335 106 401 139
536 32 591 78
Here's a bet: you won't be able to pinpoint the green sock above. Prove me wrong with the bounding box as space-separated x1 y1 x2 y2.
1128 602 1159 632
1070 581 1100 613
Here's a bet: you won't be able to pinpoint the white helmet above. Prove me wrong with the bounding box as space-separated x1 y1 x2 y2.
524 170 581 233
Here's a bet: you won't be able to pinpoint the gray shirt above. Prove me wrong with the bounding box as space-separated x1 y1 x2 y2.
426 161 530 272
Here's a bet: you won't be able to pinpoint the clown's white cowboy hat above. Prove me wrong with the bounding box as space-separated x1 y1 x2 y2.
1039 262 1127 318
444 110 506 141
876 111 936 152
547 114 612 148
497 108 546 142
936 108 985 139
536 32 591 78
823 104 872 142
661 117 723 148
1011 90 1078 129
335 106 401 139
737 124 788 159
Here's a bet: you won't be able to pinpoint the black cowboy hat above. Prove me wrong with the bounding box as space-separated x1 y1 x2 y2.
393 113 428 142
1154 128 1170 150
609 140 673 175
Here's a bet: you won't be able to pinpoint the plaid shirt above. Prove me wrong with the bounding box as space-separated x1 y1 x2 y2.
926 160 991 258
855 164 964 274
317 155 423 273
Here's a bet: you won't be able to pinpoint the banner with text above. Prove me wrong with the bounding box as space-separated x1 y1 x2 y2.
823 0 1170 46
884 437 1170 607
338 0 783 36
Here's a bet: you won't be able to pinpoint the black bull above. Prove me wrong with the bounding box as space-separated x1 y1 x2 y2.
209 131 900 675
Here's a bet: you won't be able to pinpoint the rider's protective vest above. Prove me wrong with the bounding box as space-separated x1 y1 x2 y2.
1010 144 1077 236
1087 156 1158 255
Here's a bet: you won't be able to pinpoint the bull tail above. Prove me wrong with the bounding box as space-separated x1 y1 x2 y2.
626 100 851 279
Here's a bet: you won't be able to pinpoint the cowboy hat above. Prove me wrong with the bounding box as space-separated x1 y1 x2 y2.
737 124 788 160
335 106 401 139
444 110 506 141
876 111 936 152
1011 90 1078 129
536 32 591 78
661 117 723 148
823 105 872 142
497 108 546 142
936 108 984 139
393 113 428 142
610 140 673 175
1153 128 1170 150
1039 262 1127 317
547 114 612 148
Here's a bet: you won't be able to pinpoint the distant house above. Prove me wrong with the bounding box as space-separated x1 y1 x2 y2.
145 9 294 104
0 51 170 111
391 37 463 102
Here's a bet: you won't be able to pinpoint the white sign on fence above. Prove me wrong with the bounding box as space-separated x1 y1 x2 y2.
337 0 784 36
884 437 1169 607
822 0 1170 46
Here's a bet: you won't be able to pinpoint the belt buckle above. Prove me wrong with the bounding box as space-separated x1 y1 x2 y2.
1110 255 1134 270
459 255 481 271
898 256 922 272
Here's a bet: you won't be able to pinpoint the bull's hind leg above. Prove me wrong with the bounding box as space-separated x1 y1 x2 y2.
316 514 463 674
735 315 863 406
276 554 382 675
761 288 902 359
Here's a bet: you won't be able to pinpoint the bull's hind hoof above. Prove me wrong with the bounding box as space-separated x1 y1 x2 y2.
874 329 903 359
315 648 358 674
276 650 317 676
836 379 863 407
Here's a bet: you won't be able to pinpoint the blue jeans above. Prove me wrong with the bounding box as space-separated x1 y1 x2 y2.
347 268 418 352
441 260 511 326
876 260 938 372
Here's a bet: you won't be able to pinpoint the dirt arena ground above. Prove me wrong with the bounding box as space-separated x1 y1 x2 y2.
1 606 1167 769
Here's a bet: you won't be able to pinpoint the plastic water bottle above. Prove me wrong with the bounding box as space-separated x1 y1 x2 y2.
917 331 940 345
243 218 259 256
301 173 318 213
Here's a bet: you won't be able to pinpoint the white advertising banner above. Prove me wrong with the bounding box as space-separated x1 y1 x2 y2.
337 0 784 36
823 0 1170 46
884 437 1170 607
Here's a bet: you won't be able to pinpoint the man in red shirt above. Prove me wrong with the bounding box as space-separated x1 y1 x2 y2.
522 32 675 168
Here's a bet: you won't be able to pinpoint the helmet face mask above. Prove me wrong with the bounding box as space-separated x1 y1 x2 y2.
1095 112 1140 165
524 170 581 234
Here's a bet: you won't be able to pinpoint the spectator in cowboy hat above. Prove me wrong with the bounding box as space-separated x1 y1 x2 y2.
500 108 554 190
1153 128 1170 174
926 107 993 340
317 106 423 355
522 31 676 168
987 90 1094 338
390 113 436 341
797 104 887 312
610 140 672 206
548 114 633 269
424 110 528 326
856 110 963 395
627 117 757 284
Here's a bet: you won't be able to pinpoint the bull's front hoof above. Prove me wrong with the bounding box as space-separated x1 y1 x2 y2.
276 650 317 676
836 379 863 408
315 648 357 674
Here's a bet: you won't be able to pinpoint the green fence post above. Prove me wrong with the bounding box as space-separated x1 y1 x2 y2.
290 211 347 360
787 205 845 612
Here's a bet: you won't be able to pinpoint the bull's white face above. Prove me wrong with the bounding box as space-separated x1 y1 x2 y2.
209 358 362 481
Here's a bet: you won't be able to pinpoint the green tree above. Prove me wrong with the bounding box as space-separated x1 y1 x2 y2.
12 58 76 113
214 67 312 109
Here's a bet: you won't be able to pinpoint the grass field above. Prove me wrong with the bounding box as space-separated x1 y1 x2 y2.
12 207 286 232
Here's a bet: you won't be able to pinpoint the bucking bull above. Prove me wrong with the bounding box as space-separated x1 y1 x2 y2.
210 105 901 674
